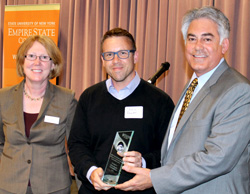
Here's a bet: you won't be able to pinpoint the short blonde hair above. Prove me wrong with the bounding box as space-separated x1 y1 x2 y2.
16 35 63 79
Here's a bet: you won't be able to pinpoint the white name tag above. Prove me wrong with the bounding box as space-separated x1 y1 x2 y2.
124 106 143 119
44 115 60 124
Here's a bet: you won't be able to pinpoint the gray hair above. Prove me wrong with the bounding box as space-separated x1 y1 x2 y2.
181 6 230 44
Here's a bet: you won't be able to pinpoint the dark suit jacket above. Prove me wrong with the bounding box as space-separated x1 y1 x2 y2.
151 60 250 194
0 80 77 194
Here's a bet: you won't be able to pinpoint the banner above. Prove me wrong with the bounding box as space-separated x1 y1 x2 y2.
3 4 60 87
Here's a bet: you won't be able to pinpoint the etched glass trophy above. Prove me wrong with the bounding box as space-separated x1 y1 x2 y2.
102 130 134 186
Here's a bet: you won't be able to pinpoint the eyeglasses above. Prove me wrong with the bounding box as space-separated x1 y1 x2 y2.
102 50 136 61
25 54 52 62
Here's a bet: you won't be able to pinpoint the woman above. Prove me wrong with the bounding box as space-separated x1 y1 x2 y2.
0 35 77 194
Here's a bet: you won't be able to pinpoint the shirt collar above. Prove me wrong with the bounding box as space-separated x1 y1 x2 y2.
190 58 225 88
106 71 140 100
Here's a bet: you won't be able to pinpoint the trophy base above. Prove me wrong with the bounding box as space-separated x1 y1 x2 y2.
102 175 119 186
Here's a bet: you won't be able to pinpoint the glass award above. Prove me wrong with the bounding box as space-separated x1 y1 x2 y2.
102 130 134 186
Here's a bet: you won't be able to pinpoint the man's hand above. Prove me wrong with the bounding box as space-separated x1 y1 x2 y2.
90 168 113 191
121 151 142 167
115 165 153 191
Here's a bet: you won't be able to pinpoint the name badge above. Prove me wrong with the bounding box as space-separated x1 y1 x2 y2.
124 106 143 119
44 115 60 124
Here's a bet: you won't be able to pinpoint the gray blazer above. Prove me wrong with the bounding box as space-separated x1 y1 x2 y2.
151 61 250 194
0 80 77 194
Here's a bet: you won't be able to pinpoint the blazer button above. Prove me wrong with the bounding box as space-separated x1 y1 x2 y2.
27 141 31 145
27 160 31 164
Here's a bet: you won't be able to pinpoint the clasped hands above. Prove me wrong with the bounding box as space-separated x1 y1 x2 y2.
90 151 152 191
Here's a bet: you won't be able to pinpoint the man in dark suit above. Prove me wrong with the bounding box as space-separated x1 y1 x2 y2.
115 6 250 194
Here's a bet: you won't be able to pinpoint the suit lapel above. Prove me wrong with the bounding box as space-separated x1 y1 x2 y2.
163 61 229 161
13 81 26 136
173 86 210 135
34 82 55 127
12 81 55 138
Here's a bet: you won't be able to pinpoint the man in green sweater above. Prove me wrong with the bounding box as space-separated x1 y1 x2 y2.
68 28 174 194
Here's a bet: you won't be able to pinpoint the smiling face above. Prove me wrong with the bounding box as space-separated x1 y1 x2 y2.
101 36 138 90
185 18 229 77
23 41 54 84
